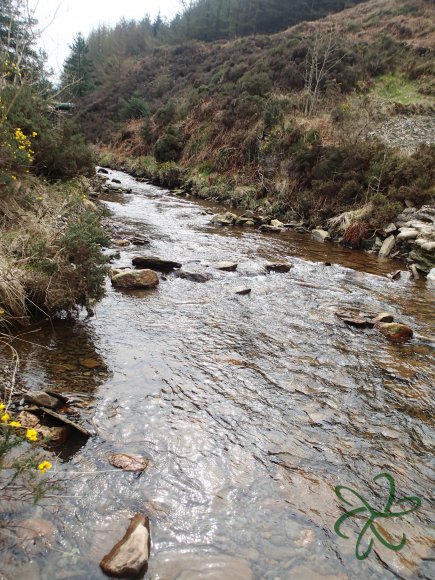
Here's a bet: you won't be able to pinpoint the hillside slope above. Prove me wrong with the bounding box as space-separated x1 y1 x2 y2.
78 0 434 261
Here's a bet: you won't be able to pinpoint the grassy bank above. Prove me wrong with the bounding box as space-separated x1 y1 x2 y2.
0 175 109 331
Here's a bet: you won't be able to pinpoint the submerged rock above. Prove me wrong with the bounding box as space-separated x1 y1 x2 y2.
111 269 159 289
265 262 293 273
174 270 212 283
97 168 109 174
113 239 130 247
376 322 413 342
132 256 181 272
100 514 150 579
109 454 149 472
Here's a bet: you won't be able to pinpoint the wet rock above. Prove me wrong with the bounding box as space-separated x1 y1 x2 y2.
130 237 150 246
387 269 402 280
379 235 396 257
215 261 237 272
16 518 56 543
175 270 212 283
113 239 130 247
24 391 60 410
324 262 332 266
79 358 101 369
265 262 293 273
110 268 125 278
112 269 159 289
210 212 238 226
336 314 371 328
97 168 109 174
111 178 121 184
270 219 284 228
100 514 150 579
151 553 253 580
258 224 282 233
311 229 330 242
373 312 394 324
132 256 181 272
109 454 149 472
234 287 251 296
383 223 397 236
376 322 413 342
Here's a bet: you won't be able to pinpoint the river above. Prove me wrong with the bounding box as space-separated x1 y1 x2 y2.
2 169 434 580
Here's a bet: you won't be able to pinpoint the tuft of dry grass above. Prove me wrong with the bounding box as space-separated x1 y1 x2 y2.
327 202 374 233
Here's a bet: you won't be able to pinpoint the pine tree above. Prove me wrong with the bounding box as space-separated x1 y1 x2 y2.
61 33 94 98
0 0 40 85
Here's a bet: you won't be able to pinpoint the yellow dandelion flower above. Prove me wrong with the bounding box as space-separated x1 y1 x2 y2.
26 428 38 442
9 421 21 428
38 461 52 474
1 413 11 422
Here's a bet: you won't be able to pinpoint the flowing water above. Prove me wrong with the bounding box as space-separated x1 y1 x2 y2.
2 169 434 580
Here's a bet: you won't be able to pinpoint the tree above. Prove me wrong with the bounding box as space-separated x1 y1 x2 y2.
304 25 347 116
61 33 94 98
0 0 41 86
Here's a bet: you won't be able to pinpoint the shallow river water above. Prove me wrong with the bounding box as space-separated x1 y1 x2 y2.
2 169 434 580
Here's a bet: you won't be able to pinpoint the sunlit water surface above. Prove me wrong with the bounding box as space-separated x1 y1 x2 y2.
2 169 434 580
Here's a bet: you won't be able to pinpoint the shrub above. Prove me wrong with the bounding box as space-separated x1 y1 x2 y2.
239 71 272 97
154 129 183 162
119 93 149 120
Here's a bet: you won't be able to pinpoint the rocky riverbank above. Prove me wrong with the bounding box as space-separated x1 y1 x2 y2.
94 163 435 279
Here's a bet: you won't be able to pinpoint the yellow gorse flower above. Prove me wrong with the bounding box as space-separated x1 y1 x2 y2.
26 428 38 442
9 421 21 428
0 403 5 410
1 413 11 422
38 461 52 474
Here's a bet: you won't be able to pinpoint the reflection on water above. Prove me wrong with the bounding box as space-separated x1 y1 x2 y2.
1 169 434 580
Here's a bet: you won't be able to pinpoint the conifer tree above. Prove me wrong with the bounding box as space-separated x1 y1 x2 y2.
61 33 94 98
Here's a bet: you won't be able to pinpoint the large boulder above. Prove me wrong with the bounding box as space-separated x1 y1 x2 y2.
132 256 181 272
111 269 159 289
100 514 150 578
376 322 413 342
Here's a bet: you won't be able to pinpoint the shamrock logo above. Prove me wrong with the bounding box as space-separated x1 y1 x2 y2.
334 472 421 560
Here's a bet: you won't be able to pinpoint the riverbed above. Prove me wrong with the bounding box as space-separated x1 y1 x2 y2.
2 169 434 580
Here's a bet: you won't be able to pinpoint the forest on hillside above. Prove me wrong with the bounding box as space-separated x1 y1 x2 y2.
61 0 368 97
